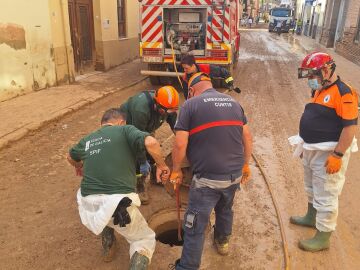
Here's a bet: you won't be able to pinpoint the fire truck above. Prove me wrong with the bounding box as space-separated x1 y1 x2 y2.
139 0 241 85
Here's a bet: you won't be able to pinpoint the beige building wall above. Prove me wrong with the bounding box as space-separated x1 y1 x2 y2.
48 0 75 84
0 0 74 102
93 0 140 71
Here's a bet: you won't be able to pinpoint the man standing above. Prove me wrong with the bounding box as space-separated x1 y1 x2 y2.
248 17 253 28
120 86 179 204
180 54 235 99
291 52 358 252
67 109 170 269
170 72 253 269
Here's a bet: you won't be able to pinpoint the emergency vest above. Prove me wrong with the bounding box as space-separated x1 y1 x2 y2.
300 78 358 143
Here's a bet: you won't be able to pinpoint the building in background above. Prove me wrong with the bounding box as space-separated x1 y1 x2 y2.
0 0 74 102
0 0 140 102
91 0 140 71
320 0 360 66
294 0 360 66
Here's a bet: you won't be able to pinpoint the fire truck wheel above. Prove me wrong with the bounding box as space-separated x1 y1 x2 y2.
233 51 239 69
148 63 166 85
149 76 160 85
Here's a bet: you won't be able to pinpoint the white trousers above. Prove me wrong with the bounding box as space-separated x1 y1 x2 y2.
77 190 156 260
302 149 351 232
107 205 156 260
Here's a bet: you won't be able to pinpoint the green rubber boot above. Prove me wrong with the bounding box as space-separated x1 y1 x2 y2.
298 230 332 252
290 203 316 228
129 252 149 270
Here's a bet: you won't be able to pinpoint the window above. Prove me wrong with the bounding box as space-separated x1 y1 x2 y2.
270 8 292 18
355 8 360 43
117 0 126 38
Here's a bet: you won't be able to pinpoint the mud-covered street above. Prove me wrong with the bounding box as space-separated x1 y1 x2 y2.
0 29 359 270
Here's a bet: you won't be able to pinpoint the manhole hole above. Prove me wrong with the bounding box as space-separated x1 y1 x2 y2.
148 208 186 247
156 220 184 246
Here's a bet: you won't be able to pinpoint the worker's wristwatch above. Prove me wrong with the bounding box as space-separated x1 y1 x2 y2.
333 151 344 158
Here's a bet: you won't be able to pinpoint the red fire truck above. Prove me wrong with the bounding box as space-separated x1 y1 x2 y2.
139 0 241 85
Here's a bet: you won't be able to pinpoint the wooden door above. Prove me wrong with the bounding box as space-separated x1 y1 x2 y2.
68 0 95 72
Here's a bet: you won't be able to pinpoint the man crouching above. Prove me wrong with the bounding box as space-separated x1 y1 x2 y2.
67 108 170 269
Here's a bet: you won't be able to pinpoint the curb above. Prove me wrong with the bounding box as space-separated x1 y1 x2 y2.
0 76 149 151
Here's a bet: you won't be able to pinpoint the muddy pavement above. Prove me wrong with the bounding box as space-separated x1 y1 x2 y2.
0 29 359 270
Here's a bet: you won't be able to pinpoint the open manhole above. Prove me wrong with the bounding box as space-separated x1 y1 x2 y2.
148 208 186 247
156 220 184 246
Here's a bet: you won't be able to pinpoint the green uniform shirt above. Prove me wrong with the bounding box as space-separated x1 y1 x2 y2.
69 125 149 196
120 91 177 133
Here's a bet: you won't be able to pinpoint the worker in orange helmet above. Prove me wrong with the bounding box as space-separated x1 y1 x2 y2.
119 85 179 204
290 52 358 252
94 86 178 263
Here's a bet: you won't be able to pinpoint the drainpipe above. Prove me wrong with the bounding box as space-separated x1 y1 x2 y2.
60 0 72 83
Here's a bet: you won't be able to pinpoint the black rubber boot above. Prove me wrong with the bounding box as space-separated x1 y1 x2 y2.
137 176 150 205
168 259 180 270
129 252 150 270
298 230 332 252
290 203 316 228
101 226 116 262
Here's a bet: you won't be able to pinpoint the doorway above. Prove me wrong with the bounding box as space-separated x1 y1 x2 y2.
334 0 347 43
68 0 95 74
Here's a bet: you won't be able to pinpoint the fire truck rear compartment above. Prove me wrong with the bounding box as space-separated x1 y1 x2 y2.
163 8 207 56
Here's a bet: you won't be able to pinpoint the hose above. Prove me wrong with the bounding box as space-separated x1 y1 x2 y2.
170 37 184 90
224 88 290 269
251 153 290 270
175 183 182 241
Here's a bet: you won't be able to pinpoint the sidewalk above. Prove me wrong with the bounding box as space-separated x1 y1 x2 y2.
287 33 360 93
0 59 148 149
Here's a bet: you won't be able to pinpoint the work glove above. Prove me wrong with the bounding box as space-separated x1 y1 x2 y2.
225 76 234 89
140 160 151 176
325 154 342 174
240 163 251 184
170 170 183 190
113 197 132 227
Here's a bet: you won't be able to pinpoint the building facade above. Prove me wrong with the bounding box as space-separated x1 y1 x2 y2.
295 0 327 41
0 0 140 102
0 0 74 101
319 0 360 65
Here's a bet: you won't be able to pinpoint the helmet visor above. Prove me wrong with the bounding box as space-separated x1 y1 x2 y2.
298 68 321 79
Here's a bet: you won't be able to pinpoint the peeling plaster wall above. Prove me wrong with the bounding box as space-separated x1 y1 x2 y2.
0 0 74 102
48 0 75 84
93 0 140 71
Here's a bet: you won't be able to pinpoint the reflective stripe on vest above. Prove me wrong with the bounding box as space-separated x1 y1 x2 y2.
189 120 244 136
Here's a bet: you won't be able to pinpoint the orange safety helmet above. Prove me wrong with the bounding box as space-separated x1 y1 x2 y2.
154 86 179 110
188 72 211 88
298 52 336 79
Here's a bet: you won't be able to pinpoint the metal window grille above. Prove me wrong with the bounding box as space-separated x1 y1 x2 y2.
117 0 126 38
